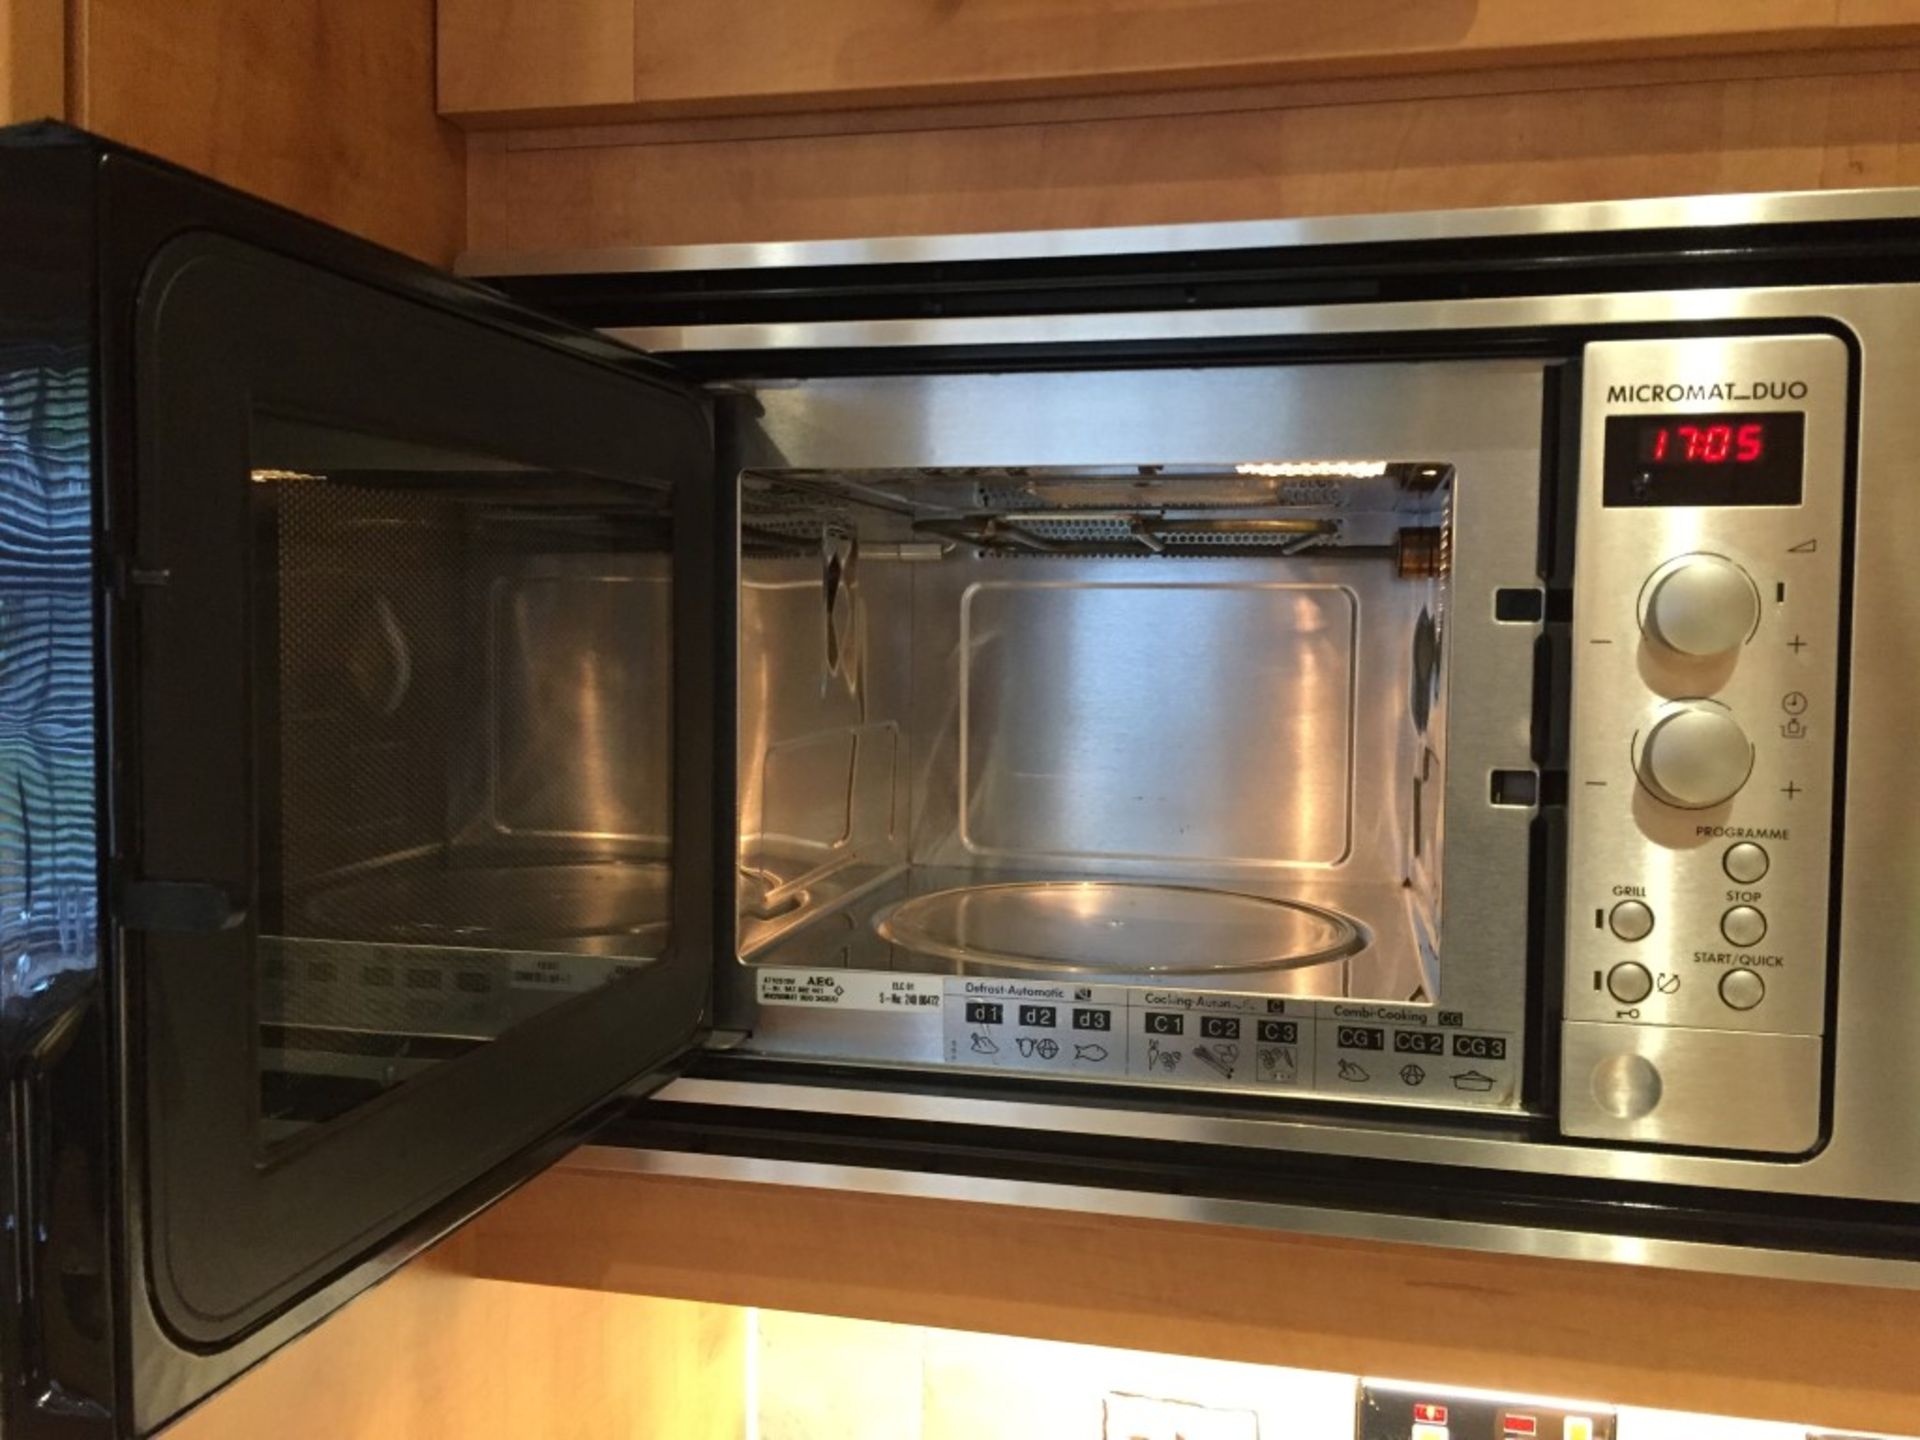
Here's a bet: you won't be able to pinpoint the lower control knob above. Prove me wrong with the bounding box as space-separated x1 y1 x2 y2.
1637 702 1754 809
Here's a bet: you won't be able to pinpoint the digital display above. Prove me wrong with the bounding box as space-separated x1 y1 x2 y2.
1602 411 1805 507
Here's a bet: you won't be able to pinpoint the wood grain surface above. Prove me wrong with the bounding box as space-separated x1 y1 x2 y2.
465 56 1920 253
441 0 1920 127
70 0 464 262
162 1240 746 1440
0 0 62 124
456 1160 1920 1435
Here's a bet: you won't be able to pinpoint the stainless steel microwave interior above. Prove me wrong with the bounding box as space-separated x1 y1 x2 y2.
719 364 1539 1112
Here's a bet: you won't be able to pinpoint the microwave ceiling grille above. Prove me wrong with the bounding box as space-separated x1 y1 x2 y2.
997 514 1340 547
973 475 1349 511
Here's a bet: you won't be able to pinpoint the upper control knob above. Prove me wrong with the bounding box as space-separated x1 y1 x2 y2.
1642 554 1760 657
1638 702 1754 809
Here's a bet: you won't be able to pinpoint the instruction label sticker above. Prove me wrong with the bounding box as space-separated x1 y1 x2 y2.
509 955 642 993
942 977 1130 1075
1127 989 1315 1086
756 968 944 1012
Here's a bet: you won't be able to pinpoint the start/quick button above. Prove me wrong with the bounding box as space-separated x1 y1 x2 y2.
1720 968 1767 1011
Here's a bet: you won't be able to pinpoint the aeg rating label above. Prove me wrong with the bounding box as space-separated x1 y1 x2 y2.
756 968 944 1012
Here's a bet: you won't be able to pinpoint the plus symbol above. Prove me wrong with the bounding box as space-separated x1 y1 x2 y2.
1787 634 1808 654
1780 780 1803 801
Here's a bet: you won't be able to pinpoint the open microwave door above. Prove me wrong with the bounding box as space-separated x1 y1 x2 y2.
100 159 715 1432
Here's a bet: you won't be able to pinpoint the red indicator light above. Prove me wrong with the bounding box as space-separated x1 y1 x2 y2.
1414 1404 1449 1424
1503 1416 1539 1437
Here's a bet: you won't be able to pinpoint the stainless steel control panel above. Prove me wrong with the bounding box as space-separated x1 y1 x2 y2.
1562 334 1848 1153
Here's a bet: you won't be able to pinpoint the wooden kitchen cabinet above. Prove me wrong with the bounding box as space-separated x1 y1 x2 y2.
0 0 59 126
438 0 1920 128
159 1240 745 1440
0 0 463 263
68 0 465 263
457 1156 1920 1435
158 1154 1920 1437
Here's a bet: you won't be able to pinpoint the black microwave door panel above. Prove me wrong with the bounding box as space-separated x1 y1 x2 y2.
117 212 715 1382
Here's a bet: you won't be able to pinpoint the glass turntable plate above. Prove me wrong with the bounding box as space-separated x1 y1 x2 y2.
871 879 1365 974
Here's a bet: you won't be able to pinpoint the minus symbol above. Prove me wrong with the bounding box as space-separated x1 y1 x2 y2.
1584 779 1609 787
1588 638 1614 645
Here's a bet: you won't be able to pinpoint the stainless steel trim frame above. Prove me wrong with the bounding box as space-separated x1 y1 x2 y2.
570 1130 1920 1291
458 186 1920 280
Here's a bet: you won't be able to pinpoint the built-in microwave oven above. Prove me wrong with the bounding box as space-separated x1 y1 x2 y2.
6 121 1920 1437
676 339 1839 1156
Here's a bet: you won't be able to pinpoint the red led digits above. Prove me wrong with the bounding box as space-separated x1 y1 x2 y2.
1650 420 1768 464
1608 411 1802 506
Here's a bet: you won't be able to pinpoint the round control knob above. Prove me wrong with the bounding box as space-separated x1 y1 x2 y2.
1637 703 1754 809
1591 1053 1663 1121
1643 554 1760 657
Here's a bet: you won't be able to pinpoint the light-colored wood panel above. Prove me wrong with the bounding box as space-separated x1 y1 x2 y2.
495 43 1920 154
466 65 1920 252
442 0 1920 127
460 1163 1920 1434
71 0 464 263
163 1240 746 1440
0 0 63 124
439 0 634 120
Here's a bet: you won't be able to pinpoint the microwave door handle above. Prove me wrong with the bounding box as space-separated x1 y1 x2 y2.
117 880 247 933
